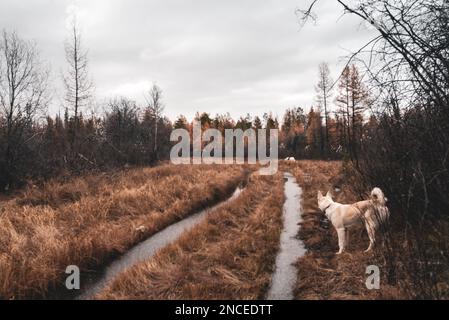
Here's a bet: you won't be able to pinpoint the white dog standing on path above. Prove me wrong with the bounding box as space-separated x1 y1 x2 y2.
317 188 390 254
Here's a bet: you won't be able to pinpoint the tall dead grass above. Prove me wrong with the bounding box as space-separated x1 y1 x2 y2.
96 173 284 300
0 164 248 299
281 160 403 300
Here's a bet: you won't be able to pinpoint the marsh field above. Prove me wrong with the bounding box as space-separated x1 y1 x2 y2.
1 0 449 302
0 160 445 300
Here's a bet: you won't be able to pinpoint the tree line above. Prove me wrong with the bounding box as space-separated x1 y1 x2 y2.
0 21 374 191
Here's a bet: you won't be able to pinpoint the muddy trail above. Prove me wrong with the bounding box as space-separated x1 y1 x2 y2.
69 187 244 300
53 171 305 300
267 172 306 300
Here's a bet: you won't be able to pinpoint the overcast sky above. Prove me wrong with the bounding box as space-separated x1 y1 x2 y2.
0 0 377 121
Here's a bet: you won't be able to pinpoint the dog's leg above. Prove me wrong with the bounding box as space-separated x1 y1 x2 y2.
345 229 350 250
336 228 346 255
364 222 375 253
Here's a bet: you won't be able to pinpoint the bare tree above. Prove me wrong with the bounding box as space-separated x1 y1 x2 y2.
336 65 368 163
0 30 49 189
63 21 93 151
145 83 164 160
316 62 333 151
298 0 449 111
298 0 449 298
103 97 140 164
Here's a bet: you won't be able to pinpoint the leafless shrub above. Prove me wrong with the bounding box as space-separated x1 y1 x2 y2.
299 0 449 299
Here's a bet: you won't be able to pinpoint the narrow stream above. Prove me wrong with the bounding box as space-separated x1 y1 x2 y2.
266 172 306 300
78 187 244 300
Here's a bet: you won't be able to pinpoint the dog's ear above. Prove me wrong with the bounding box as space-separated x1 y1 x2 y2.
317 191 323 199
326 190 333 198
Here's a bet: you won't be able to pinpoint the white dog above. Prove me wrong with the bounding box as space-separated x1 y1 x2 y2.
317 188 390 254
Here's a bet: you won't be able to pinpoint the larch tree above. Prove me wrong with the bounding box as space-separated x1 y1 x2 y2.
253 116 262 130
336 66 351 154
305 107 322 157
336 65 368 161
63 21 93 153
315 62 333 151
145 83 164 161
174 115 189 130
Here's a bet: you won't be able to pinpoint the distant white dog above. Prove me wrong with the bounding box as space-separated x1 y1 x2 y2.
285 157 296 161
317 188 390 254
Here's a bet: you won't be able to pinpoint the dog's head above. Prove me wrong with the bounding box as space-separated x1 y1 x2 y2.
317 190 333 213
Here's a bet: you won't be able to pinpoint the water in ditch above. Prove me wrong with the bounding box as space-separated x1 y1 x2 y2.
266 172 306 300
77 187 244 300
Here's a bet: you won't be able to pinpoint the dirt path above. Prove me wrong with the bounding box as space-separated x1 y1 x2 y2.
77 187 244 300
266 172 306 300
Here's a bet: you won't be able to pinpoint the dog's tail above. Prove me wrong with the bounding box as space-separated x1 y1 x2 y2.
371 188 387 206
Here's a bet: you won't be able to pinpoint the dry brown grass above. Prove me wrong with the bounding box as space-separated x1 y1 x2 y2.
0 164 248 299
281 160 403 300
96 173 285 300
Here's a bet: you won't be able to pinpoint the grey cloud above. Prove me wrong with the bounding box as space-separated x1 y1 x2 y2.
0 0 377 120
